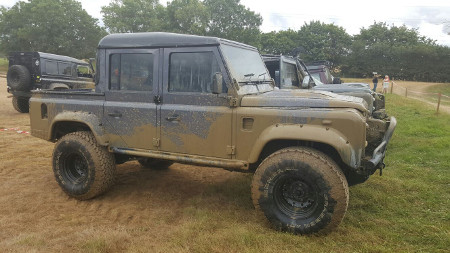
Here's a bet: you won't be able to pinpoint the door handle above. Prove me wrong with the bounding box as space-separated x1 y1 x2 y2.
166 114 180 122
108 112 122 118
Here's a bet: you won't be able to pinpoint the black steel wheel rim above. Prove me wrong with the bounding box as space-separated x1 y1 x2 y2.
62 153 88 184
273 175 320 219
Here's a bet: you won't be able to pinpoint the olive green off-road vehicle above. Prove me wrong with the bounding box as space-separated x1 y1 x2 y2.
29 32 396 235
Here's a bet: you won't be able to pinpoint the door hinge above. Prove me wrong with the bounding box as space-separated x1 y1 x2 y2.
226 145 235 155
153 138 160 147
154 95 162 104
228 97 238 107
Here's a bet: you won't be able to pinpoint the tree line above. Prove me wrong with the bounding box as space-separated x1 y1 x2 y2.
1 0 449 82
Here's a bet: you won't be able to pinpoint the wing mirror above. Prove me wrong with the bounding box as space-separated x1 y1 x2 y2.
212 72 223 94
302 76 310 89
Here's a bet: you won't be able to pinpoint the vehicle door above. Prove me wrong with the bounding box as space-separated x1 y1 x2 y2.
280 56 301 89
103 49 159 150
159 47 233 158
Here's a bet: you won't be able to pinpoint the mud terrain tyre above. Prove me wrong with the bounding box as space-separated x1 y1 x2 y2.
12 96 30 113
251 147 349 234
7 65 31 91
53 131 116 200
138 158 173 170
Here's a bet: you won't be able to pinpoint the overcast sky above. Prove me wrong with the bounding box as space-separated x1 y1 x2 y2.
1 0 450 46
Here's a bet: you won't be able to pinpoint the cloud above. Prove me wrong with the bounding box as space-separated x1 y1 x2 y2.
405 6 450 34
267 13 291 31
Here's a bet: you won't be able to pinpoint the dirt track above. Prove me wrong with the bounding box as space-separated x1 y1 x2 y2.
0 77 246 251
390 80 450 114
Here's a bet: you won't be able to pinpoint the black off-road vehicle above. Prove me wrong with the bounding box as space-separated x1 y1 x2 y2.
6 52 94 113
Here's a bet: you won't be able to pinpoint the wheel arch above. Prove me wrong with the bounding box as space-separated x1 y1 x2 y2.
50 112 107 145
48 83 70 90
248 124 362 169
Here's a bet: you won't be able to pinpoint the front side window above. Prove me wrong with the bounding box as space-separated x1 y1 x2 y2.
109 53 154 91
58 62 72 76
169 52 220 93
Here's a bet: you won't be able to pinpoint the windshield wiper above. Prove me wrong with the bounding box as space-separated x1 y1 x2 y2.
239 72 272 86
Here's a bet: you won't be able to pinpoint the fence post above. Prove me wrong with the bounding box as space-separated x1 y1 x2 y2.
437 93 442 114
391 82 394 94
405 88 408 97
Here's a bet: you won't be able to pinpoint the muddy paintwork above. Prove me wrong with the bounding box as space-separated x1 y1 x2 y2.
240 89 369 113
29 32 396 177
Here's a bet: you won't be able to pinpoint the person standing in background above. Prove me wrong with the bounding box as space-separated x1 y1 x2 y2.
372 75 378 92
383 75 390 94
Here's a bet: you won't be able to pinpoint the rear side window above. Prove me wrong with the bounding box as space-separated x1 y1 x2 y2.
110 53 154 91
45 61 58 75
44 60 72 76
169 52 220 93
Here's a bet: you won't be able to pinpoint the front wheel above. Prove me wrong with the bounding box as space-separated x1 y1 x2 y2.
53 131 116 200
251 147 349 234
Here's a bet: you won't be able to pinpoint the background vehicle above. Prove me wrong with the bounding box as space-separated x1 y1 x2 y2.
29 32 396 235
6 52 94 112
263 55 386 116
306 60 342 84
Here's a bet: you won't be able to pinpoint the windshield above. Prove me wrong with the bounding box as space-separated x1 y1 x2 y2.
220 44 270 83
311 73 322 83
311 75 324 85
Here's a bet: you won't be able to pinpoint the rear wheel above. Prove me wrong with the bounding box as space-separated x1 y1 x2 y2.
251 147 349 234
12 96 29 113
53 131 116 200
138 158 173 170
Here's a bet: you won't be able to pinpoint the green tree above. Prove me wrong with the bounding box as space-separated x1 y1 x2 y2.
102 0 165 33
297 21 352 65
0 0 105 58
355 22 435 48
342 22 450 82
259 30 299 55
101 0 263 46
204 0 262 46
165 0 209 35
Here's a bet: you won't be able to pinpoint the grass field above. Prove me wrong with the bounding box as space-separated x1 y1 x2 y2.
425 83 450 95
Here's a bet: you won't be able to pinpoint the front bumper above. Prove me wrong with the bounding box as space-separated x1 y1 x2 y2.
364 116 397 171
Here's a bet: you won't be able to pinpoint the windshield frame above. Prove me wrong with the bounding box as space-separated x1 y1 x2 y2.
219 41 273 95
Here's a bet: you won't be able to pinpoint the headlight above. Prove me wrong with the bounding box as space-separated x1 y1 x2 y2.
35 60 40 66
